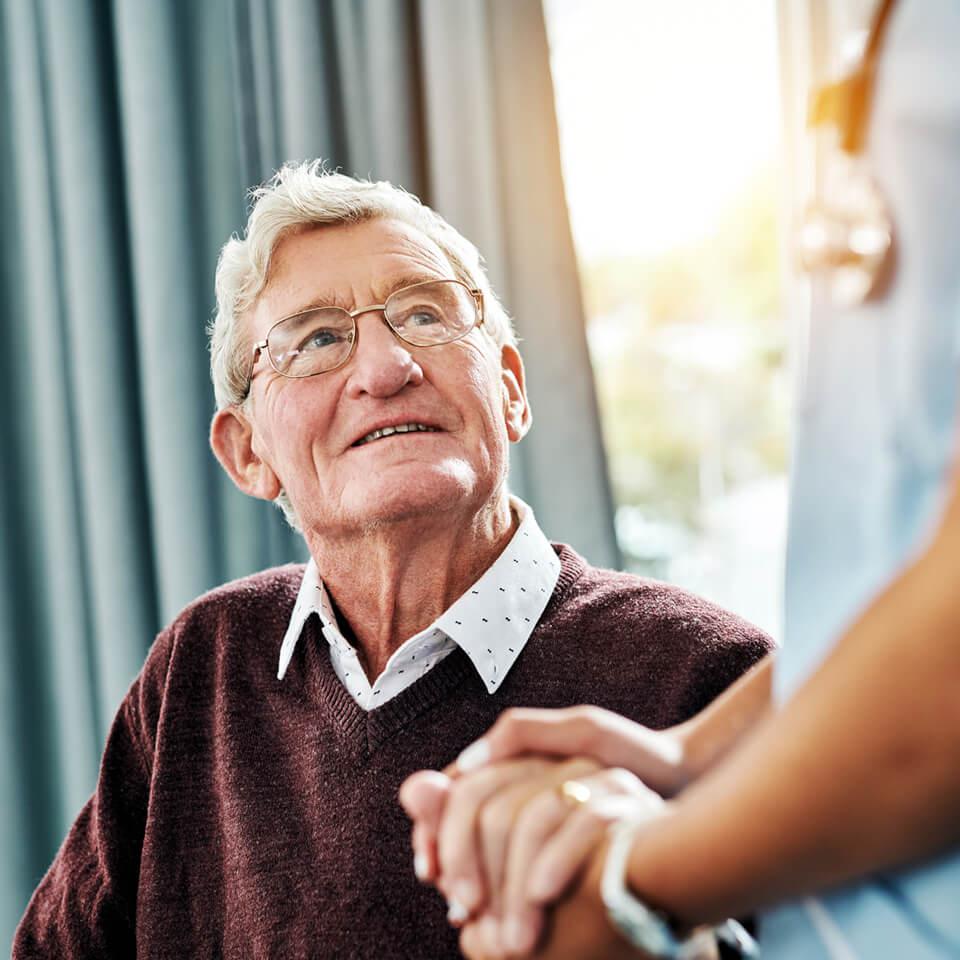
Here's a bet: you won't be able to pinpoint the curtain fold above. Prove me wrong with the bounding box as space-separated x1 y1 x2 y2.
0 0 617 944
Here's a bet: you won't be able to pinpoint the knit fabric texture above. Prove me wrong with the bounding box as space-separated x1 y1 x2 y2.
15 544 773 959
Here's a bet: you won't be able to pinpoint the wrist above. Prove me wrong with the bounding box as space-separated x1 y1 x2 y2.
622 803 708 931
548 842 645 960
667 721 702 792
609 817 758 958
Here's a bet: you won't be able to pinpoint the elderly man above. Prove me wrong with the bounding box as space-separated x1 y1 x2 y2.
14 162 771 959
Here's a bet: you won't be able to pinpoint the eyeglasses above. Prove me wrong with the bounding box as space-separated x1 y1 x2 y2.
243 279 484 399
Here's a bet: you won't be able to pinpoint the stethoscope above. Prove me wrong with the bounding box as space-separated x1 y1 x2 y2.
796 0 898 307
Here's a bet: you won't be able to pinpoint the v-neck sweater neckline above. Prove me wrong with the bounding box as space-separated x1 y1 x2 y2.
303 543 587 751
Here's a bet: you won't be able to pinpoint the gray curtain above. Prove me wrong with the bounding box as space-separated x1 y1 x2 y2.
0 0 617 943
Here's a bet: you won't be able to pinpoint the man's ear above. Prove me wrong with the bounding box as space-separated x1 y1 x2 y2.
501 344 532 442
210 406 282 501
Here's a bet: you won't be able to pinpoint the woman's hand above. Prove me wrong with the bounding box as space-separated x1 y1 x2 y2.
453 706 690 797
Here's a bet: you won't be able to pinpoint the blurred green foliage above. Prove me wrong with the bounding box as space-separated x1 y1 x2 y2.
583 165 787 531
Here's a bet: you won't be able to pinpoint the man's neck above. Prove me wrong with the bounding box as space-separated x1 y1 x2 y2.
304 496 517 681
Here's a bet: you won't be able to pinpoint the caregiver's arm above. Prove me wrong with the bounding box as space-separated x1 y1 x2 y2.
622 474 960 928
456 655 774 796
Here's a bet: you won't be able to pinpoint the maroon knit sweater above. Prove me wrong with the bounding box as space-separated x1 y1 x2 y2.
15 545 772 959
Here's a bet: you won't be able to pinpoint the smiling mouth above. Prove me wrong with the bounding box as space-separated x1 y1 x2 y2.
352 423 441 447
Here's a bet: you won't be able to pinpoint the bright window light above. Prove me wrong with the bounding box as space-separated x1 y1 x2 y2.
545 0 788 639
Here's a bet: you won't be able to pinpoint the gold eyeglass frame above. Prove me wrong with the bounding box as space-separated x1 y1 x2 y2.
243 279 484 399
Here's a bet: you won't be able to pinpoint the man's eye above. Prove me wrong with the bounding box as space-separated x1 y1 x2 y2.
407 309 443 327
301 328 344 350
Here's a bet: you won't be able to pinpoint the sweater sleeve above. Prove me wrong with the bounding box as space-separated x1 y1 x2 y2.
12 633 172 959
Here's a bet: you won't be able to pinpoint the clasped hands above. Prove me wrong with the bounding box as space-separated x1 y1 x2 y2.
399 707 688 959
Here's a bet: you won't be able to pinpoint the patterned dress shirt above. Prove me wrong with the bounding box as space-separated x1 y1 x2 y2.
276 497 562 710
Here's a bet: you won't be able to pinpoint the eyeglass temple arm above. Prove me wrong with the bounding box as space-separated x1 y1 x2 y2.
239 340 269 402
471 289 485 326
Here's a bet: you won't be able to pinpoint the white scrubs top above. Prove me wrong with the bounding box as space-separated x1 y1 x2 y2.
763 1 960 957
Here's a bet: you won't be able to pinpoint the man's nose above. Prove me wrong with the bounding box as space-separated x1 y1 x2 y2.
343 312 424 399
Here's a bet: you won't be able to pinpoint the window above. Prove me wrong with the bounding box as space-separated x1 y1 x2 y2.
545 0 788 638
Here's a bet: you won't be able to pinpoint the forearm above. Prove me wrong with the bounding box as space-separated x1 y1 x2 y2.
625 539 960 926
673 655 773 789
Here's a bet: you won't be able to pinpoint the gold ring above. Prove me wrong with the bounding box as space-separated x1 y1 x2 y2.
558 779 591 807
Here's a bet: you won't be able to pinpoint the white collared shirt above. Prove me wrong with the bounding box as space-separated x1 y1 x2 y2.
277 498 561 709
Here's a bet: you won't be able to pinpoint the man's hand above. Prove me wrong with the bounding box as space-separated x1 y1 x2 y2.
457 838 653 960
399 703 683 888
400 755 664 958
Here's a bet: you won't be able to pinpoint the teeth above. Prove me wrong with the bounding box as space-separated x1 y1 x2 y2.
357 423 438 446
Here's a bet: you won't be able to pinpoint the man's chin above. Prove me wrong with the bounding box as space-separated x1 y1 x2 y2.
311 466 495 534
351 472 481 528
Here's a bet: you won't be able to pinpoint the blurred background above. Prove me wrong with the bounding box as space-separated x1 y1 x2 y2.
546 0 787 635
0 0 847 945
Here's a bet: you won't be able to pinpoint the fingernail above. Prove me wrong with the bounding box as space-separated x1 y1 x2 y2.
414 852 429 881
447 897 469 925
456 738 490 772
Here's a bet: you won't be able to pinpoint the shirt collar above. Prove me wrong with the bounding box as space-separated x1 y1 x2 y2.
277 497 561 692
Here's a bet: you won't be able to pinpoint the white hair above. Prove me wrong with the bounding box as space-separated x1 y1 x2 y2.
209 160 518 528
210 159 516 410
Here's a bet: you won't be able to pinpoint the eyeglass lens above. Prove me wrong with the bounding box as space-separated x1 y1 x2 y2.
266 280 477 378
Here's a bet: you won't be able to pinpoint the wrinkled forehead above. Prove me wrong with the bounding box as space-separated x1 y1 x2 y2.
251 218 459 331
